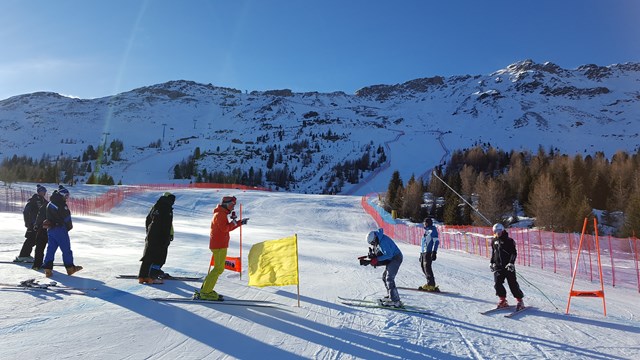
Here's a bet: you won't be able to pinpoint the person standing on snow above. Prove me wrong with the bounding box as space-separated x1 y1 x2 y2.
360 228 404 308
138 192 175 284
490 223 525 310
32 187 51 270
194 196 248 301
15 184 48 263
42 185 82 277
419 217 440 292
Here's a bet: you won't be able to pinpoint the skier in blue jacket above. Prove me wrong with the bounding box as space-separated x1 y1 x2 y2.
419 217 440 292
42 186 82 277
360 228 404 307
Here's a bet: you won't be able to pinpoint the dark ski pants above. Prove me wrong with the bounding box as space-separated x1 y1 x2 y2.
382 253 403 301
32 229 48 268
494 269 524 299
420 252 436 286
19 229 37 257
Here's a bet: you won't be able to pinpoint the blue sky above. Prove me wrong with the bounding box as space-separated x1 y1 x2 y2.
1 0 638 100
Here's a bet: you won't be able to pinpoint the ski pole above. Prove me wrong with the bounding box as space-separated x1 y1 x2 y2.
431 170 492 225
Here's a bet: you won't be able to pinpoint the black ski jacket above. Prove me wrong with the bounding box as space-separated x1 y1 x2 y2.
490 231 518 269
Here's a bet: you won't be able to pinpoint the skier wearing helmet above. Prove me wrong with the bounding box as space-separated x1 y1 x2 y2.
360 228 403 308
490 223 525 310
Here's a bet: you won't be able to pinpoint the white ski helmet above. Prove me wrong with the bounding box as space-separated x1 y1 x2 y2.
492 223 505 235
366 231 378 245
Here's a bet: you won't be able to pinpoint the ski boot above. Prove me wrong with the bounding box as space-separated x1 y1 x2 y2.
138 277 163 284
496 297 509 309
44 269 53 278
516 298 525 311
14 256 34 263
380 299 404 308
194 290 222 301
419 284 441 292
66 265 83 276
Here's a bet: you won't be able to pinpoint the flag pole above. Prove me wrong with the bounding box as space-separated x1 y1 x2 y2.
295 233 300 307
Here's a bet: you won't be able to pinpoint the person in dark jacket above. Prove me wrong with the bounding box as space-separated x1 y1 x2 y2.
490 223 524 310
138 192 175 284
15 185 48 262
32 190 50 269
42 185 82 277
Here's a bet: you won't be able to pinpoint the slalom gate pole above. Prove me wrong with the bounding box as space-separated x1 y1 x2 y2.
431 171 492 225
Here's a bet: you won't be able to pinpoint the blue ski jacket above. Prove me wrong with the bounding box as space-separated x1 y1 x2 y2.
371 228 402 262
420 225 439 253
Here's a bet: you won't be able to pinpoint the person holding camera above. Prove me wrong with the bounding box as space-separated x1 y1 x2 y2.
359 228 403 308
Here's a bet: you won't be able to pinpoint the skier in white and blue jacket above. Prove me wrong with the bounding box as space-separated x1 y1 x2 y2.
360 228 403 307
419 218 440 292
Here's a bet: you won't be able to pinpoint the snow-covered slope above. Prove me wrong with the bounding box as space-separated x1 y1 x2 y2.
1 60 639 194
0 187 638 359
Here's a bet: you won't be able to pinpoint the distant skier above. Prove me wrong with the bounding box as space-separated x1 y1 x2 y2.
42 185 82 277
194 196 248 301
360 228 404 308
419 217 440 292
16 184 48 263
490 223 525 310
138 192 175 284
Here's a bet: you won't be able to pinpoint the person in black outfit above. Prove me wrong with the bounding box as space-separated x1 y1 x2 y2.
138 192 175 284
32 190 51 269
490 223 525 310
16 185 48 263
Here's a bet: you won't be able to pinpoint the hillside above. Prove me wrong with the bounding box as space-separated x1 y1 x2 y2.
1 60 639 194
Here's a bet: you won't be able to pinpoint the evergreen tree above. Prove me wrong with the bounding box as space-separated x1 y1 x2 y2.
384 171 403 213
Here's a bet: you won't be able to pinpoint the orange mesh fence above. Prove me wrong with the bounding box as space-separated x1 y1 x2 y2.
1 182 270 216
362 193 640 293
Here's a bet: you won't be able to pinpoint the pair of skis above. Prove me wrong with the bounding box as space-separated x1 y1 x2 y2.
338 297 434 315
0 278 95 295
152 296 278 308
116 274 203 281
481 305 530 318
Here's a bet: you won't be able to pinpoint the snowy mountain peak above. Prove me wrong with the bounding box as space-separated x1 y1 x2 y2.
1 60 639 194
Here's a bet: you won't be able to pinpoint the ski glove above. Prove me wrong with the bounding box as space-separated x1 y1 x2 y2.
358 256 371 266
370 257 379 267
505 263 515 272
490 263 497 272
431 252 437 261
240 218 249 225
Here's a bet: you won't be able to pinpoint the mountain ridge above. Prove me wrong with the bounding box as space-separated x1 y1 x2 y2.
0 60 638 194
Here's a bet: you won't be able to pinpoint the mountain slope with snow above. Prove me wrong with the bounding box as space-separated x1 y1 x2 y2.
0 187 638 359
1 60 639 194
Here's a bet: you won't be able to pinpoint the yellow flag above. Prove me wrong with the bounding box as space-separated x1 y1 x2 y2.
248 234 299 287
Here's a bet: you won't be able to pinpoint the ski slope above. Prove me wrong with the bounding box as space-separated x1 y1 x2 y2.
0 188 638 359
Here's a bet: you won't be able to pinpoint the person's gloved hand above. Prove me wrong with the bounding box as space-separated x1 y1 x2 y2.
431 252 437 261
490 263 497 272
505 263 516 272
370 257 378 267
241 218 249 225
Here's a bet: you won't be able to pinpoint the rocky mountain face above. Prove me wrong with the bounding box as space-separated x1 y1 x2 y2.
0 60 638 193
